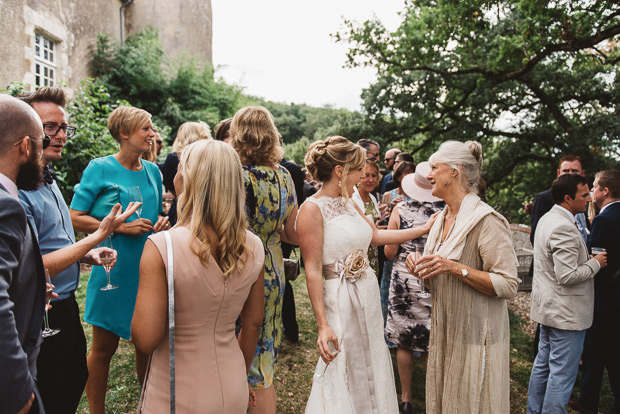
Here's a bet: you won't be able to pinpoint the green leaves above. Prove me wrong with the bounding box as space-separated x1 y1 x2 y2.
92 28 244 139
338 0 620 221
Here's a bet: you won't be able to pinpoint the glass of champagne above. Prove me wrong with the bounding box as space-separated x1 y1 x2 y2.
128 186 143 218
163 192 174 215
99 237 118 291
414 244 432 299
42 269 60 338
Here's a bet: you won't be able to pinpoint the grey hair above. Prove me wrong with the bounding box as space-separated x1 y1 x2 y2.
429 140 483 194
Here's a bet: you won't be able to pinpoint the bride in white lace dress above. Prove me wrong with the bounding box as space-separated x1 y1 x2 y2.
297 137 438 414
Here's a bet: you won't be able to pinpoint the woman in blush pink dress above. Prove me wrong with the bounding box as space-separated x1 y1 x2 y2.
132 140 266 413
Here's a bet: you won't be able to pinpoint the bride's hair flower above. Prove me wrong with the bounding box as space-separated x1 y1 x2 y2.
334 249 369 283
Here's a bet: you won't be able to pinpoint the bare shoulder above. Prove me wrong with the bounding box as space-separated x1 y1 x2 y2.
297 200 323 234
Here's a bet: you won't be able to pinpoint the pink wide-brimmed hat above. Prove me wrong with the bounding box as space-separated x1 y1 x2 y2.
401 161 442 203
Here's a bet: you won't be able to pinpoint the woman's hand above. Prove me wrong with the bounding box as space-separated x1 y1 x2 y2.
153 216 170 233
316 325 340 364
116 219 154 236
390 195 403 210
379 202 389 217
247 384 257 409
84 247 117 268
96 202 142 237
406 253 459 279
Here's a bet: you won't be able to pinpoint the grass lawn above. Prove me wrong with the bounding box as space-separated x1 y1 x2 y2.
75 268 615 413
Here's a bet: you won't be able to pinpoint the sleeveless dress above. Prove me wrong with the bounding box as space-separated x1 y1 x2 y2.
241 165 296 389
304 196 398 414
384 199 444 352
139 227 265 414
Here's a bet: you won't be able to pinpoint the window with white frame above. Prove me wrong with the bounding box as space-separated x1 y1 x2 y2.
34 32 57 87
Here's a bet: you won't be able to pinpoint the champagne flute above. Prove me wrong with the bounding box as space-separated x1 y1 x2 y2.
99 237 118 291
42 269 60 338
414 244 432 299
128 186 143 218
162 192 174 215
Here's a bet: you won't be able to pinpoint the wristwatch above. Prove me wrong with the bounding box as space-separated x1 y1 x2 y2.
460 267 469 278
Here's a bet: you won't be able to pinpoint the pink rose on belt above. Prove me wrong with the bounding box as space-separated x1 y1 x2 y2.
334 249 370 283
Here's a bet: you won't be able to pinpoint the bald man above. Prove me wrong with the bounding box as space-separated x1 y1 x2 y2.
0 94 47 414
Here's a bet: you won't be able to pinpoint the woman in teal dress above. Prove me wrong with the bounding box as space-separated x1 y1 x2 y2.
70 106 167 414
231 106 298 414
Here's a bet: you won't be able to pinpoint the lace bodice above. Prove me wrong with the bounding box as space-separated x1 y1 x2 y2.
303 196 373 265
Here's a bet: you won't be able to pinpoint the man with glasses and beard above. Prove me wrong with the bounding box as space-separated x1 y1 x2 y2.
0 94 47 414
17 87 139 414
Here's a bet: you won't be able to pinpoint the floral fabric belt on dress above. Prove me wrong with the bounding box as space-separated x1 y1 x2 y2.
323 249 377 414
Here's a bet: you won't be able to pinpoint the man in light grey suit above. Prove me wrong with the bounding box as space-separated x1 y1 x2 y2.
0 95 48 414
527 174 608 414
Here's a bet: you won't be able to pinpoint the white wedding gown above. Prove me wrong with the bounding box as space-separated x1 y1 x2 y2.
304 196 399 414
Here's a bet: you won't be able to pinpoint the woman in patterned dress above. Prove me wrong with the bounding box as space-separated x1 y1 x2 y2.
231 106 298 414
380 161 415 325
384 162 444 414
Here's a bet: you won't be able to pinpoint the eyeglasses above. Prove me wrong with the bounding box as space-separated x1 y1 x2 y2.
384 157 395 163
43 123 77 138
13 135 51 150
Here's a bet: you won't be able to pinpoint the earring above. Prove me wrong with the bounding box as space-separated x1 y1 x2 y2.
338 181 342 188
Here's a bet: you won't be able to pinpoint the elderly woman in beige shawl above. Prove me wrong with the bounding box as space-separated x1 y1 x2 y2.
405 141 519 414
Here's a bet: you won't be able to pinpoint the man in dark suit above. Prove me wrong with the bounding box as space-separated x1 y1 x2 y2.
280 157 305 343
530 155 589 244
571 169 620 414
0 94 47 413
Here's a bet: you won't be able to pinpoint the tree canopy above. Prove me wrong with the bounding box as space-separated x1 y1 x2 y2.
338 0 620 221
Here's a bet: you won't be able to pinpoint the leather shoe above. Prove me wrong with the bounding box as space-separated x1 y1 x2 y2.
399 401 412 414
568 398 596 414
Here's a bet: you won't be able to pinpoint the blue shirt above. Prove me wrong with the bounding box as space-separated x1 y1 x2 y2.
19 180 79 301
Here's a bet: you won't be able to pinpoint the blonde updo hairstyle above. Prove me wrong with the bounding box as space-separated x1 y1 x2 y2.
176 140 250 278
231 106 283 166
304 136 366 198
172 121 212 154
429 140 483 194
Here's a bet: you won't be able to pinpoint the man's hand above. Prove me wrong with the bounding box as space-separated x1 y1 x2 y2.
96 202 142 237
83 247 117 268
593 252 608 269
45 283 59 310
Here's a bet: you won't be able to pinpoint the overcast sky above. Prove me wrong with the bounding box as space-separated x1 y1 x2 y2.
211 0 405 110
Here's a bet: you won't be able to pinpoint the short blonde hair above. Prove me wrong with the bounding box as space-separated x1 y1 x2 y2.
108 106 151 143
429 140 483 194
230 106 283 166
176 140 250 277
304 136 366 199
172 121 212 153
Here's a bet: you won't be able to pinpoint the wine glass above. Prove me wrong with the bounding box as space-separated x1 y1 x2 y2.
128 186 143 218
414 244 432 299
162 192 174 215
42 269 60 338
99 237 118 291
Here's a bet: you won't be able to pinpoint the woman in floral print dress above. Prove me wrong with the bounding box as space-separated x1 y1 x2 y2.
231 106 298 413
